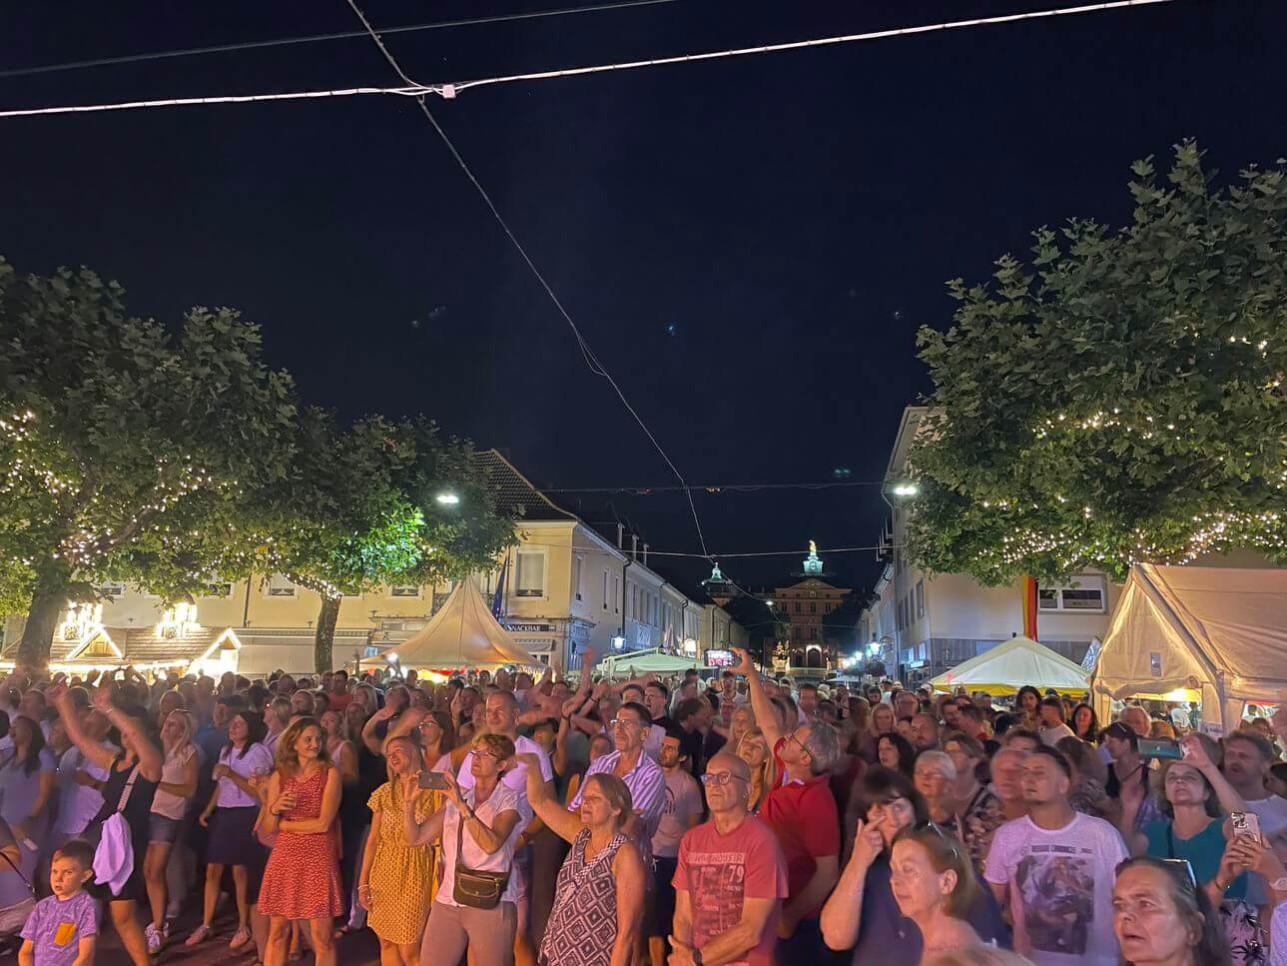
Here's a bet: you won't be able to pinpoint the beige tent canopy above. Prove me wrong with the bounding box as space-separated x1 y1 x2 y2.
387 578 540 671
930 635 1090 696
1093 564 1287 735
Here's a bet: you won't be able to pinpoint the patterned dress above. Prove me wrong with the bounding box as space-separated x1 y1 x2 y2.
258 765 344 920
538 828 628 966
365 780 439 945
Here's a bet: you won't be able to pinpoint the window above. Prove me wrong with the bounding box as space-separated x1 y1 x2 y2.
603 570 610 609
1038 575 1107 613
916 580 924 619
612 575 620 613
204 582 233 599
809 602 817 614
266 574 296 598
572 555 583 602
390 585 421 598
515 552 545 597
98 582 126 598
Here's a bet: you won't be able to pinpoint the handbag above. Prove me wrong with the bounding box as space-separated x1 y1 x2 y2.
451 810 511 910
93 762 140 894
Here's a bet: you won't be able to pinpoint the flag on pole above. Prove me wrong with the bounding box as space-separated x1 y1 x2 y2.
492 557 508 619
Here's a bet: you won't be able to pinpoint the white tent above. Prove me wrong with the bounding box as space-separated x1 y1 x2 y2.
930 635 1090 696
1093 564 1287 735
388 579 541 670
596 649 700 677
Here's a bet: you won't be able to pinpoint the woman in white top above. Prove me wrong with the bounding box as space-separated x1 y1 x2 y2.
187 711 272 950
143 709 198 953
404 732 523 966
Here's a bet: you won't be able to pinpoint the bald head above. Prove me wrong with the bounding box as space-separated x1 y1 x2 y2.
708 752 751 783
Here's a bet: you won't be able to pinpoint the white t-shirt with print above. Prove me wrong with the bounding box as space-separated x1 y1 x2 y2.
984 812 1128 966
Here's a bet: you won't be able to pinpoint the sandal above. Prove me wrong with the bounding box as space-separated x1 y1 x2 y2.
185 924 214 947
230 926 253 950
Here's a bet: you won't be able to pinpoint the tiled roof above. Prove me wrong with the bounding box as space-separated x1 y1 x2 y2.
474 450 577 522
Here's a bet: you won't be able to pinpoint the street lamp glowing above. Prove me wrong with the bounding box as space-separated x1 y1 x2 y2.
435 491 461 506
891 482 920 498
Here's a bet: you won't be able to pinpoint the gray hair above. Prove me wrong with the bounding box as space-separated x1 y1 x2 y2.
803 722 840 775
914 749 957 781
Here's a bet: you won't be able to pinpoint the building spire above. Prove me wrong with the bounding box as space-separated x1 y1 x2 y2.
803 540 823 576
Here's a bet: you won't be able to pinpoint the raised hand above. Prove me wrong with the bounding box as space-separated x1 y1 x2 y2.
731 648 755 678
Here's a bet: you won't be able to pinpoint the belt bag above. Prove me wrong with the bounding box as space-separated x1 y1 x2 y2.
451 813 510 910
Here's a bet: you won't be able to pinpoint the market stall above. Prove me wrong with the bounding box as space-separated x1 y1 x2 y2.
595 648 700 678
1092 563 1287 735
930 634 1090 696
387 578 541 672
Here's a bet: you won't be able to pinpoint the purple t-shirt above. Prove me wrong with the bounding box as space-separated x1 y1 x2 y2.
21 890 97 965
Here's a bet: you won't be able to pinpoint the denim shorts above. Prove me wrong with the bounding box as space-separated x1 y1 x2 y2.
148 813 182 844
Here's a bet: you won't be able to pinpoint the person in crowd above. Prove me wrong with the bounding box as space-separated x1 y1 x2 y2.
650 728 702 966
944 733 1004 875
187 709 272 949
52 684 163 966
894 690 920 721
824 767 1008 959
1218 731 1287 853
737 728 776 815
0 813 34 950
733 648 839 959
864 702 897 762
17 838 97 966
877 731 917 777
1112 856 1231 966
672 699 707 779
405 733 523 966
359 735 437 965
259 716 344 966
1055 735 1113 820
50 706 112 852
142 708 198 953
1103 721 1162 832
669 753 788 966
1071 703 1100 743
516 752 644 966
1012 687 1041 731
1037 698 1075 746
319 708 358 783
263 696 291 754
0 712 56 898
1121 705 1153 739
643 682 674 733
915 751 959 829
923 949 1035 966
911 713 942 753
889 822 984 958
985 745 1128 965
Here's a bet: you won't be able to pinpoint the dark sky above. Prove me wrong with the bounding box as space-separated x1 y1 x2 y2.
2 0 1283 597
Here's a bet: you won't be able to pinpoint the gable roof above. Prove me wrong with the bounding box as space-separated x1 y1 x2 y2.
475 449 577 522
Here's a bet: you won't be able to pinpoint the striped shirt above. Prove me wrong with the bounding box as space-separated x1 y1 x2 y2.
570 750 666 867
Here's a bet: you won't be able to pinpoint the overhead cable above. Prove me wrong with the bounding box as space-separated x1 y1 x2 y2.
0 0 1182 120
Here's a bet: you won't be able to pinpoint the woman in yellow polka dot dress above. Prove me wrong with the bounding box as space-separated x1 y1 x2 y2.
358 736 440 962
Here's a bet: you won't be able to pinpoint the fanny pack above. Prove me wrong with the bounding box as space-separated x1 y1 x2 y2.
451 812 510 910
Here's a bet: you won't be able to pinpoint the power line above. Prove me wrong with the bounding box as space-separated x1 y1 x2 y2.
343 0 712 559
645 545 891 559
0 0 681 81
543 479 885 494
0 0 1184 121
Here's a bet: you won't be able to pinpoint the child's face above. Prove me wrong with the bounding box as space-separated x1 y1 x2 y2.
49 856 91 899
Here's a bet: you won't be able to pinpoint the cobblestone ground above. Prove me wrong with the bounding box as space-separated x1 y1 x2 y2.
93 911 381 965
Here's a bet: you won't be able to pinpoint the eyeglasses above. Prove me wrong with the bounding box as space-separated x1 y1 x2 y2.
609 718 641 730
700 771 748 787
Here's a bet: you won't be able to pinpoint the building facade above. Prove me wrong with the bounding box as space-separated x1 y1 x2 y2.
771 544 851 670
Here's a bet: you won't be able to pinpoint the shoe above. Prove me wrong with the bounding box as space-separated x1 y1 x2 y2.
185 924 213 947
230 926 252 951
145 922 163 954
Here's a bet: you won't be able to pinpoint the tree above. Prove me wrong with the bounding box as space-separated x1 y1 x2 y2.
252 411 516 673
906 143 1287 586
0 259 296 668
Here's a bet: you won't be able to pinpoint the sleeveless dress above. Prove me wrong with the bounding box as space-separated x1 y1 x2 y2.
257 765 344 919
89 754 159 902
364 780 439 944
538 828 628 966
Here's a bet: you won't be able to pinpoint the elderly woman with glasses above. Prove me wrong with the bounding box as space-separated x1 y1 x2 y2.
515 752 644 966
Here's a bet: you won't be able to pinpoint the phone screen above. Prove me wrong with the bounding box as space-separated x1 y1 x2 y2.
1137 738 1183 760
419 770 449 791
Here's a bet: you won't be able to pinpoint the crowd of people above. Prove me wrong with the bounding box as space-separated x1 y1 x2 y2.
2 649 1287 965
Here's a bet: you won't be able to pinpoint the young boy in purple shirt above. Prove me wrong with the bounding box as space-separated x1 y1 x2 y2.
20 838 97 966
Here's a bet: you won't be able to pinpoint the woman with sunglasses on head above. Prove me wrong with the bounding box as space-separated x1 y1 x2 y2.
889 823 984 960
1113 856 1230 966
823 767 1008 962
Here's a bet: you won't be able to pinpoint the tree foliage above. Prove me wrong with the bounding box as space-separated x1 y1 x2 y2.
250 410 517 671
0 258 295 664
906 143 1287 586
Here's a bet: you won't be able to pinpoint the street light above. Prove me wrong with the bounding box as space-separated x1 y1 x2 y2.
891 482 920 498
435 491 461 506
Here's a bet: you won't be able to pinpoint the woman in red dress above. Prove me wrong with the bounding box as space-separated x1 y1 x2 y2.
258 716 344 966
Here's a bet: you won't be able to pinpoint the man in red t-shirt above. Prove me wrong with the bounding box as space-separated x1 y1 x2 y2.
671 753 787 966
731 648 841 961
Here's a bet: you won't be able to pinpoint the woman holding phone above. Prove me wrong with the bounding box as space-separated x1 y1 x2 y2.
359 735 439 964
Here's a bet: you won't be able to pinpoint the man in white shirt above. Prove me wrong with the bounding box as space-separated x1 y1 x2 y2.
1037 697 1076 746
985 745 1127 966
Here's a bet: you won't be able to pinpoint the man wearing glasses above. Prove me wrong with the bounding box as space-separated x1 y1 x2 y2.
670 753 787 966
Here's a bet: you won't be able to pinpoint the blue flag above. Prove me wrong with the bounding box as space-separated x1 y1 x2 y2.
492 557 508 619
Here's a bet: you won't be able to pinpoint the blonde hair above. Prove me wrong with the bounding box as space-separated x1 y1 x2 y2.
737 728 776 810
163 709 195 758
923 948 1035 966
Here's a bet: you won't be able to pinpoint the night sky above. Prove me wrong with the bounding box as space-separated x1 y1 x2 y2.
3 0 1283 597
